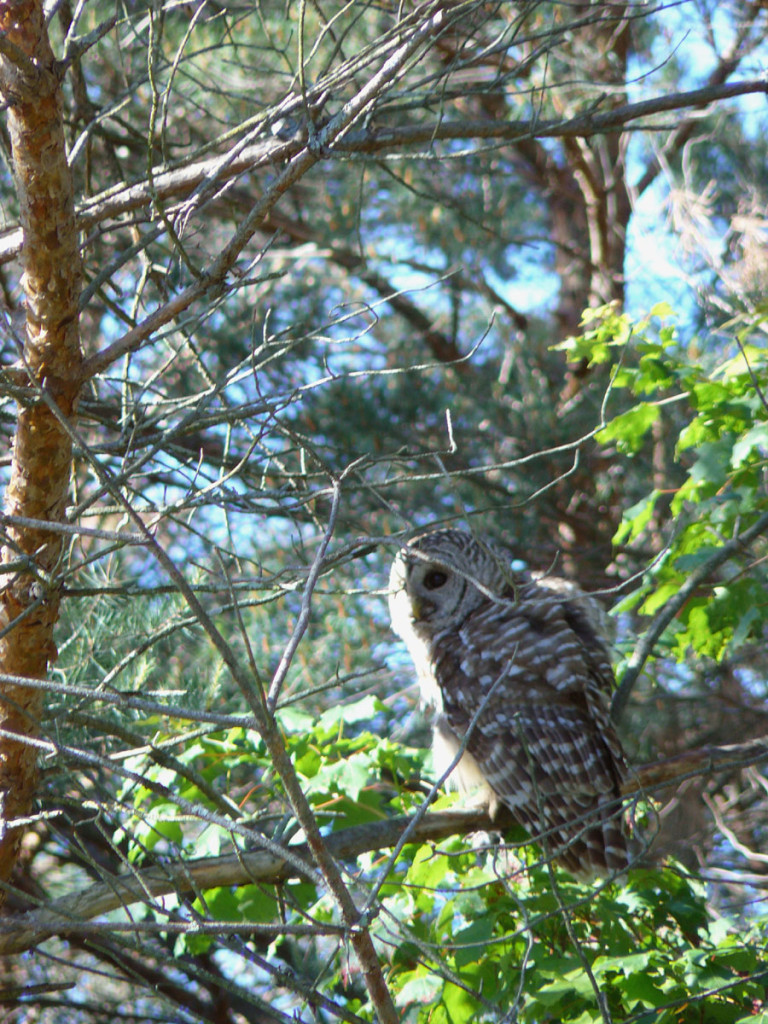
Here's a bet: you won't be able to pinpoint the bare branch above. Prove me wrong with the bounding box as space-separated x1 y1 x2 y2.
0 80 762 271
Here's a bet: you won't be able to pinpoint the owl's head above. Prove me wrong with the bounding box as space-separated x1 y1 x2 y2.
388 528 512 635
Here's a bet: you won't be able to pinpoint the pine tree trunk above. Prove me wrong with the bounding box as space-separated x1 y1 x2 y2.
0 0 82 895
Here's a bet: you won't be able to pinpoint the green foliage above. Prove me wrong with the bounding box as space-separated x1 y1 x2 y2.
9 0 768 1018
43 298 768 1021
575 305 768 665
384 858 767 1023
119 698 768 1019
111 695 427 865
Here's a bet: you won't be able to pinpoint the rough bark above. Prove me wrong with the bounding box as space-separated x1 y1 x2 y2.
0 0 82 895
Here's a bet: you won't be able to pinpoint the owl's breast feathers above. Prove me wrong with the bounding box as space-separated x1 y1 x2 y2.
428 582 630 877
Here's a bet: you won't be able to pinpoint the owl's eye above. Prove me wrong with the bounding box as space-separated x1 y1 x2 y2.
423 569 448 590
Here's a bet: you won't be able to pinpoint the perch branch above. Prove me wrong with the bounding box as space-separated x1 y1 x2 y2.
1 737 765 956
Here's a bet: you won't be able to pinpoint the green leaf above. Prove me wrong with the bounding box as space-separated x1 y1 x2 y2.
735 1011 768 1024
452 917 495 969
394 970 443 1008
688 438 733 488
593 951 653 977
649 301 677 319
640 579 684 617
317 694 386 731
302 749 374 801
406 844 454 890
621 972 667 1009
190 825 224 858
674 545 725 571
536 964 601 1002
597 403 659 452
442 980 483 1021
732 423 768 467
614 490 660 545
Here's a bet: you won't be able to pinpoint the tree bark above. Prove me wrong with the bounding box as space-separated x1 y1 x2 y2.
0 0 82 895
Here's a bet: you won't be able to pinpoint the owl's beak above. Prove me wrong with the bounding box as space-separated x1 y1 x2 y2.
410 595 434 621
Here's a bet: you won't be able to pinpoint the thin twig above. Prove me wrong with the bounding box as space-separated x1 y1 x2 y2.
266 481 341 712
0 513 146 544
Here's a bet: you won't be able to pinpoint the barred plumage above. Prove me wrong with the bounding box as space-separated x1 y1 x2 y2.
388 528 630 878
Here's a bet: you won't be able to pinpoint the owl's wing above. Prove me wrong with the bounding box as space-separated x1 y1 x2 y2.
432 588 629 876
466 704 626 874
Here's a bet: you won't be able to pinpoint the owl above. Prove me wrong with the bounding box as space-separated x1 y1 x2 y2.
388 528 630 878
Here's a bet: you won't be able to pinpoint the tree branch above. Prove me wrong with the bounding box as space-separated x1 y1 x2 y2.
2 738 766 957
634 2 767 197
0 79 763 270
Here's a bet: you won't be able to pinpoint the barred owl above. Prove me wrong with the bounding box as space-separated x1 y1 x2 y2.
388 528 630 878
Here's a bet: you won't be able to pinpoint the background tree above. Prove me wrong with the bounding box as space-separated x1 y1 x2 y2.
0 0 767 1021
